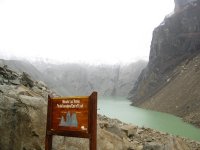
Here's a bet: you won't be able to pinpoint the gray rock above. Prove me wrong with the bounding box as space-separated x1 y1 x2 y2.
37 80 47 89
0 77 3 85
3 79 9 84
174 0 197 12
143 142 164 150
32 86 43 94
136 128 144 135
20 72 34 87
10 79 20 85
0 93 46 150
127 147 135 150
19 95 46 108
145 137 153 142
106 125 125 138
121 125 137 137
99 121 109 128
136 145 144 150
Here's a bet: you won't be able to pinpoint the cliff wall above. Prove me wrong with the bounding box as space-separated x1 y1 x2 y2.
129 0 200 127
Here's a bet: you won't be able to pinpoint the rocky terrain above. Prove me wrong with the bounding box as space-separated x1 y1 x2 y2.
138 53 200 128
0 64 52 150
1 63 200 150
129 0 200 127
0 59 44 82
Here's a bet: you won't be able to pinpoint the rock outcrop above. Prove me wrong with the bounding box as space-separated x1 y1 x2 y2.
129 0 200 127
97 116 200 150
0 59 47 82
0 64 52 150
174 0 197 12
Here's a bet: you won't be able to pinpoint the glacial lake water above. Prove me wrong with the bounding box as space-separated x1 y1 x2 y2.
98 97 200 141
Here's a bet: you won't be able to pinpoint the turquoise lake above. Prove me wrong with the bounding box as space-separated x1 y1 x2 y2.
98 97 200 141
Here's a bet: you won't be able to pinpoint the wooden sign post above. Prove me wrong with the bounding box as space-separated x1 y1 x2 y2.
45 92 97 150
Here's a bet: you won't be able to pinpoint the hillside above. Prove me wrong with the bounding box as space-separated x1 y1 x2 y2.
0 58 147 97
0 63 199 149
32 61 147 97
129 0 200 127
0 59 44 80
139 53 200 127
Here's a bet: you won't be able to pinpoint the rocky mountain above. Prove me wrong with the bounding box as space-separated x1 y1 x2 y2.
0 59 47 82
2 62 200 149
33 61 147 97
129 0 200 127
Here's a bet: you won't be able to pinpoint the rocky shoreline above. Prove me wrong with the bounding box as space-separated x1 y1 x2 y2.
97 115 200 150
183 112 200 128
137 54 200 129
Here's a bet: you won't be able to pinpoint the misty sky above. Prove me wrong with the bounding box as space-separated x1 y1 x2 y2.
0 0 174 64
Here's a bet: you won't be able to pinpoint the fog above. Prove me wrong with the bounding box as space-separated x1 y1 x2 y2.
0 0 174 64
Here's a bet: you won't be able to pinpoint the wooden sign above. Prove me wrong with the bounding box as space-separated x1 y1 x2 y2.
52 97 89 132
45 92 97 150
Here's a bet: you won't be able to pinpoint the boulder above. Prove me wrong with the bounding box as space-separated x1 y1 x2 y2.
10 79 21 85
36 81 47 90
3 79 9 84
20 72 34 87
120 125 137 137
0 76 3 85
143 142 164 150
106 124 125 138
0 93 47 150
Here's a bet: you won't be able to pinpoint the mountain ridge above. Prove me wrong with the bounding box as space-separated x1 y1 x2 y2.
32 60 147 97
0 58 147 97
129 0 200 127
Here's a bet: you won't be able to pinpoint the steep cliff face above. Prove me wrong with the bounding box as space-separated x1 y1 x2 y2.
129 0 200 126
174 0 197 12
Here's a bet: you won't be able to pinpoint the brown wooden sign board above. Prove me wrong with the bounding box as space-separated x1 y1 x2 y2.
45 92 97 150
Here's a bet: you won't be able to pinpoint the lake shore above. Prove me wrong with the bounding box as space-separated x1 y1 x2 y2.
97 114 200 150
98 97 200 141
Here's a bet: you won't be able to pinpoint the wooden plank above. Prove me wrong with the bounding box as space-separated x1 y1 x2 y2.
89 92 97 150
45 95 53 150
45 135 52 150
